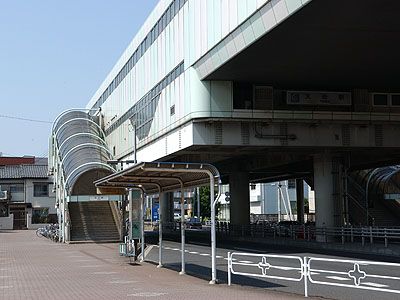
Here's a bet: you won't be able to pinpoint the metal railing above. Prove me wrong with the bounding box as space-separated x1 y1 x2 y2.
216 222 400 247
227 252 400 297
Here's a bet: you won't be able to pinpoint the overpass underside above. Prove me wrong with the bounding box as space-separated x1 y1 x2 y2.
162 0 400 230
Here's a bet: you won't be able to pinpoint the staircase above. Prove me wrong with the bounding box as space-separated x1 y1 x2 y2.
348 172 400 226
69 201 120 242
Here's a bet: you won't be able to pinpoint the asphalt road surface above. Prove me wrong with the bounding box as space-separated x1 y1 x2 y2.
144 240 400 300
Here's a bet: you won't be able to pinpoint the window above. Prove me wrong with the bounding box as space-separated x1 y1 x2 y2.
373 94 388 106
34 183 49 197
250 183 256 190
32 208 49 224
391 94 400 106
288 179 296 189
170 105 175 116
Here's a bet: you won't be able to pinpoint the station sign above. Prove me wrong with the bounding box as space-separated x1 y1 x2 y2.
287 91 352 106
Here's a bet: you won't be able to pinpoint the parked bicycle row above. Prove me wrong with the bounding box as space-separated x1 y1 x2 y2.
36 223 60 242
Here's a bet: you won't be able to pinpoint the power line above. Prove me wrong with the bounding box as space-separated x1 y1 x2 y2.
0 114 52 124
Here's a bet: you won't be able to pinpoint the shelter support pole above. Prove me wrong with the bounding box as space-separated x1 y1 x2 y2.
141 192 145 262
210 175 216 284
158 192 163 268
128 189 133 242
180 187 185 275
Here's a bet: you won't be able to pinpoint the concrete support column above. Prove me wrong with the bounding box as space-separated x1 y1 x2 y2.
160 192 174 224
229 172 250 225
313 154 335 235
296 179 305 224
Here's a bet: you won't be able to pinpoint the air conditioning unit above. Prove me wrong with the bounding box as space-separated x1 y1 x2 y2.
253 86 273 110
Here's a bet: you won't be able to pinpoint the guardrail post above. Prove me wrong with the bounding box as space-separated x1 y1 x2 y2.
341 227 345 245
369 226 373 244
303 257 309 298
384 228 388 248
227 252 231 286
307 226 310 242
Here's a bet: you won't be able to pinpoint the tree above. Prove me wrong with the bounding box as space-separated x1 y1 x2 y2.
198 186 220 220
199 186 211 218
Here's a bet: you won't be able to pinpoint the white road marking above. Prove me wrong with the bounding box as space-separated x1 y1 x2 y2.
326 276 351 281
238 260 254 264
0 286 13 289
188 251 199 254
200 253 210 256
0 276 14 279
361 282 389 288
216 256 223 259
0 268 9 271
172 248 180 251
128 292 167 297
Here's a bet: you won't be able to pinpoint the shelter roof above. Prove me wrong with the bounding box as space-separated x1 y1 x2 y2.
94 162 220 195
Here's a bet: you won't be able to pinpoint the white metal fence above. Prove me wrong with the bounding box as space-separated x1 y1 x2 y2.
218 223 400 247
227 252 400 297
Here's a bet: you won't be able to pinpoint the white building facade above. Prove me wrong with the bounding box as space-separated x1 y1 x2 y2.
87 0 310 163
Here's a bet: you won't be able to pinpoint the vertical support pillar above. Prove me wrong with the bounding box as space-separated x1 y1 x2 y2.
158 192 164 268
229 172 250 225
197 187 201 218
140 192 145 262
160 192 174 223
128 189 133 242
296 179 305 224
180 189 185 275
210 175 217 284
314 154 335 242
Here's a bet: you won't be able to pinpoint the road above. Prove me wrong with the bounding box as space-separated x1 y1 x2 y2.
144 239 400 300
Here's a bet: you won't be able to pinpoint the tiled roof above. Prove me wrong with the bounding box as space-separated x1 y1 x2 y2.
0 165 49 179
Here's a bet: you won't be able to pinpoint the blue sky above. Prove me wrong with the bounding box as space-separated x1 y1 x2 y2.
0 0 158 157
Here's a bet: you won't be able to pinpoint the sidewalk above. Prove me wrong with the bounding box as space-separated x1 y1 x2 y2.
0 230 320 300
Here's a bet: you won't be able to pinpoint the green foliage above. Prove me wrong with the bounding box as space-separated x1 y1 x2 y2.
198 186 220 219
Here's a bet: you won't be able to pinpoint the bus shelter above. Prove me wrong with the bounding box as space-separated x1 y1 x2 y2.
94 162 221 284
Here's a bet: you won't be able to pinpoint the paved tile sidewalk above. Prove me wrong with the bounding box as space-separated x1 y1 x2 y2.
0 230 320 300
